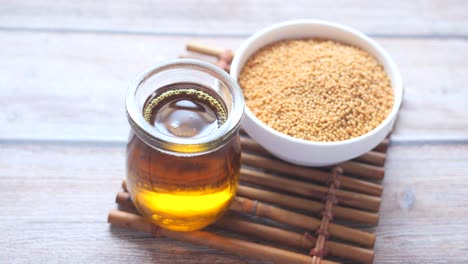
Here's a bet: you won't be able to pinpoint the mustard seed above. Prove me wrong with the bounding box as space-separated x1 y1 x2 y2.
239 39 394 142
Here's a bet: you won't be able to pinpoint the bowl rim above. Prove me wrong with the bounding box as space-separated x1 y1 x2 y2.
230 19 403 146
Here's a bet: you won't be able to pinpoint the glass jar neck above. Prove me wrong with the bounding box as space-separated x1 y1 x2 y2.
126 59 244 155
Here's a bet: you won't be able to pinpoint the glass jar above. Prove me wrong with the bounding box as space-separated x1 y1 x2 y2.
125 59 244 231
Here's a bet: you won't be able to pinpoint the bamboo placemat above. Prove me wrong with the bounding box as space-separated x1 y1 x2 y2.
108 44 389 264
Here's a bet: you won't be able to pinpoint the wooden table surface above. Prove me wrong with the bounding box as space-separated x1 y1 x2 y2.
1 1 468 263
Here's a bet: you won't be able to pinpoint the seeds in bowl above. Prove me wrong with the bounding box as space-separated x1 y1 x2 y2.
238 39 394 142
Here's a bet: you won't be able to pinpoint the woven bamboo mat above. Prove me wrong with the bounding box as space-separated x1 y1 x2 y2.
108 44 390 264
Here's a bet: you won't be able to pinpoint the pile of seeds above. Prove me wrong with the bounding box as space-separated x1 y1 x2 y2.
238 39 394 142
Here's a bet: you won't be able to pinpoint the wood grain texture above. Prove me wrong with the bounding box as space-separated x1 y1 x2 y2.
375 144 468 263
1 143 467 263
0 32 467 143
1 1 468 263
1 0 468 36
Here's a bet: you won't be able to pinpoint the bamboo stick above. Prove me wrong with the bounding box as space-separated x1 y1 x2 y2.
240 139 385 181
116 189 375 247
108 210 338 264
237 185 379 225
115 192 373 263
240 136 270 155
179 54 217 63
241 136 386 167
122 169 379 213
231 197 376 247
122 174 379 223
216 217 374 264
338 161 385 180
373 138 389 152
117 188 378 225
240 168 380 212
241 153 383 197
122 179 378 224
187 42 227 57
354 151 386 166
116 191 134 208
122 179 128 191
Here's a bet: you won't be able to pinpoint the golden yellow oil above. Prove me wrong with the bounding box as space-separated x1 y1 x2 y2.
130 184 234 231
126 83 240 231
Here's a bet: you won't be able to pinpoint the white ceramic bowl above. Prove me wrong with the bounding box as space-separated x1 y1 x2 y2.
230 20 402 166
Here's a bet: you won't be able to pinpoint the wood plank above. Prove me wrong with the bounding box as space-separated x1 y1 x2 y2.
1 1 468 36
1 143 467 263
1 32 467 143
374 144 468 263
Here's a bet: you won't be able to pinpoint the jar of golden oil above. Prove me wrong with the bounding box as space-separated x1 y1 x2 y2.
125 59 244 231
